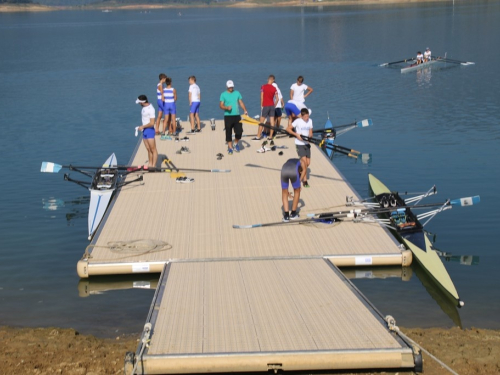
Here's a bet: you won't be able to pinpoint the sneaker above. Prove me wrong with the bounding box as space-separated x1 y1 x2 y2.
187 130 196 135
182 137 189 141
228 148 233 155
264 147 272 152
176 177 194 183
270 140 275 146
175 137 179 142
252 137 262 141
234 143 240 153
283 212 290 222
303 181 310 188
181 147 190 154
261 140 268 147
195 128 201 132
256 147 266 153
290 211 300 220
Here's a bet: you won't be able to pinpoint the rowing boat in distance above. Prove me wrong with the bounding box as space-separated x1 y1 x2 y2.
400 59 439 73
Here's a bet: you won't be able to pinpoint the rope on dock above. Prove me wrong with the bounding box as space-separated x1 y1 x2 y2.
83 239 172 260
385 315 459 375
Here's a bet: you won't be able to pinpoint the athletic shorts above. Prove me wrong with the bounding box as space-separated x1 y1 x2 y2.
261 106 275 119
296 144 311 159
275 108 282 118
281 160 301 190
284 102 301 117
164 102 176 115
190 102 200 114
143 127 155 139
157 100 166 113
224 115 242 143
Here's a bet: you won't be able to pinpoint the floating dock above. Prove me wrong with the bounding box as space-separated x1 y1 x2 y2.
76 119 421 373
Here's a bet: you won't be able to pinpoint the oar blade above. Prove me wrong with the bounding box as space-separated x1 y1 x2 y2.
450 195 480 207
357 119 373 128
41 162 63 173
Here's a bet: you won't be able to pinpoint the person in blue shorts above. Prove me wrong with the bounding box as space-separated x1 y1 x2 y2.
281 158 305 222
284 99 309 129
163 77 177 135
188 76 201 132
136 95 158 170
154 73 167 135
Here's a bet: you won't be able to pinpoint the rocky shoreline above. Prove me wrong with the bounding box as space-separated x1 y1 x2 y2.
1 326 499 375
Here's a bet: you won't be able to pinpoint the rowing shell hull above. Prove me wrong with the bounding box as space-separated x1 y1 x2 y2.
401 59 438 73
323 118 335 158
88 153 118 240
368 173 461 304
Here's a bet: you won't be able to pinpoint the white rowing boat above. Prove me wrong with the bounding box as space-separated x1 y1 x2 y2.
41 153 144 241
401 59 439 73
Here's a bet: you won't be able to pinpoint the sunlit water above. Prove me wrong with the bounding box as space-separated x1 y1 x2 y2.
0 1 499 336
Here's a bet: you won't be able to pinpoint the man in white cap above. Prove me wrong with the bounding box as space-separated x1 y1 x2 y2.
136 95 158 170
219 80 248 155
424 47 432 62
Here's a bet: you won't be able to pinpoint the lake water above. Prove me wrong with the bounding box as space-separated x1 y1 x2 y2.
0 1 499 337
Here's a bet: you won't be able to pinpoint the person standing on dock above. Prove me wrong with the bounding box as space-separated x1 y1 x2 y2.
281 158 305 222
154 73 167 135
188 76 201 133
136 95 158 170
287 108 313 188
254 75 278 141
163 77 177 135
219 80 248 155
290 76 313 103
424 47 432 62
273 82 285 130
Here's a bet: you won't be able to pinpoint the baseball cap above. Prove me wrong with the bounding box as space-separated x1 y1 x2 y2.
226 80 234 88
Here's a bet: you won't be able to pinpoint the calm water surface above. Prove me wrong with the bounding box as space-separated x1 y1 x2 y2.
0 2 499 336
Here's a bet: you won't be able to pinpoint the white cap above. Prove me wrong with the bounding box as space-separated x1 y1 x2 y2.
308 108 312 115
226 80 234 88
426 47 430 50
135 98 146 104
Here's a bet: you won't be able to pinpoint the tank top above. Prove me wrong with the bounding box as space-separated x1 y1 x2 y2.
157 83 163 101
164 87 175 103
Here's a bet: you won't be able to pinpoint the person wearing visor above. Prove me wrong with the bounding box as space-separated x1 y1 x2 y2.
219 80 248 155
136 95 158 171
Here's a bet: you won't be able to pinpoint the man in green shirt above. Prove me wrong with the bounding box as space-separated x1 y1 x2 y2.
219 80 248 155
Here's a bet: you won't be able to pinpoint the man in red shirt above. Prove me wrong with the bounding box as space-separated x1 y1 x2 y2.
254 75 278 141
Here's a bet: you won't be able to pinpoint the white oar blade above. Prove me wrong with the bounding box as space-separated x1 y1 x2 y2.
461 62 475 65
450 195 480 207
357 119 373 128
379 63 389 67
41 162 62 173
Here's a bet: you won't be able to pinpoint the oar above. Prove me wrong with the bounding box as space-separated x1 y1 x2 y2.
312 118 372 133
233 196 480 229
431 56 475 65
158 167 230 173
379 58 415 67
41 162 140 173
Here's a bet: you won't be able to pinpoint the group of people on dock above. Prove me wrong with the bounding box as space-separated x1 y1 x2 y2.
136 74 316 222
416 47 432 64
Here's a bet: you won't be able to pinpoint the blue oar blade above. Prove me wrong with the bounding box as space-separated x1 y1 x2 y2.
324 118 333 129
450 195 480 207
233 224 262 229
41 162 62 173
356 119 373 128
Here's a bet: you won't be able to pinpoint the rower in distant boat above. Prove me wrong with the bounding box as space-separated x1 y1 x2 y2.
424 47 431 62
416 51 424 65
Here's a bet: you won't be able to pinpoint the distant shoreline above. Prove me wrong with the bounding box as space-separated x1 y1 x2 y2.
0 0 454 13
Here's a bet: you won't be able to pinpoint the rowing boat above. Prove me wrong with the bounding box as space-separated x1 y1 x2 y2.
41 153 144 240
400 59 439 73
368 173 463 306
88 154 119 240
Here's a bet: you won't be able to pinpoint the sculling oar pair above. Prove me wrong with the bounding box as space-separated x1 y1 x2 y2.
41 161 231 174
431 56 475 65
232 196 480 229
379 57 415 67
240 115 368 159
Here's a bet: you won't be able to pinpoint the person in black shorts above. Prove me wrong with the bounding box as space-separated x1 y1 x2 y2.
219 80 248 155
281 158 305 222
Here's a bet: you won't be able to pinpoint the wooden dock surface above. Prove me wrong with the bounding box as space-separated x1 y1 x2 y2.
78 120 409 277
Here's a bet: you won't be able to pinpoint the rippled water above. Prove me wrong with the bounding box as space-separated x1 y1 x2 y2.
0 2 499 336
